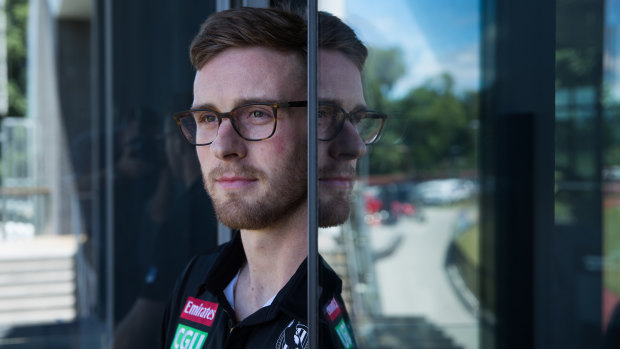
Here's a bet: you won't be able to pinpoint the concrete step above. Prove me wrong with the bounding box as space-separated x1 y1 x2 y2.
0 270 74 286
0 236 78 328
0 308 76 327
0 259 74 274
0 283 74 299
0 295 75 313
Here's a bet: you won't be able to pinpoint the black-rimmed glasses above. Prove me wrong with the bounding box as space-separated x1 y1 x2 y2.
173 101 307 146
317 103 386 144
173 101 386 146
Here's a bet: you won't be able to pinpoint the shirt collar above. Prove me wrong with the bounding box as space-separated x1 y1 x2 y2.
199 230 344 321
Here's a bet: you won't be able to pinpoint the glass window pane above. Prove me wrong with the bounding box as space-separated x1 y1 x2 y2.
1 0 105 346
0 1 216 347
318 1 480 348
603 0 620 345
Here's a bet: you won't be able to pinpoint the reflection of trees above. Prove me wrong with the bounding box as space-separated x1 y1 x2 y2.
4 0 28 116
363 47 478 177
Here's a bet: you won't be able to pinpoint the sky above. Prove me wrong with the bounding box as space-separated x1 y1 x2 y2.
320 0 481 97
605 0 620 102
318 0 620 104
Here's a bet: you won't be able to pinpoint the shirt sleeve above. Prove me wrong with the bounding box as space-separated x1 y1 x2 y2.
321 294 358 349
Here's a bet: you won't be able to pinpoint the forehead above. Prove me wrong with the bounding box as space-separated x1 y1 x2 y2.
318 50 366 110
193 47 306 109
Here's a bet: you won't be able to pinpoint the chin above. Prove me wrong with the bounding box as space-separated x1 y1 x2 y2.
318 198 351 228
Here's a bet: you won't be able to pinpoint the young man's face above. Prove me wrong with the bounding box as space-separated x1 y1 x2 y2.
194 47 308 230
193 47 366 230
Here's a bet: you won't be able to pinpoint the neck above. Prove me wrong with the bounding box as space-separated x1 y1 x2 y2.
233 202 308 320
240 203 308 287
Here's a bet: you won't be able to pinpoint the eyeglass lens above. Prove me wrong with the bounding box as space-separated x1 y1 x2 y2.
317 104 384 144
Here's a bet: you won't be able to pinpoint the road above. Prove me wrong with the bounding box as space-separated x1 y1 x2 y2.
368 206 478 349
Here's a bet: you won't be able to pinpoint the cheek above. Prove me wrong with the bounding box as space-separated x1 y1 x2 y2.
317 142 329 165
271 137 287 154
196 147 212 168
270 122 307 155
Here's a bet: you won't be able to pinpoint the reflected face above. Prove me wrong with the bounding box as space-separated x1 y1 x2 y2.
194 47 308 230
317 50 367 227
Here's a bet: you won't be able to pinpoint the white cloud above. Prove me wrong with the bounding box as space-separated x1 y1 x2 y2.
604 49 620 102
441 42 480 92
345 1 481 97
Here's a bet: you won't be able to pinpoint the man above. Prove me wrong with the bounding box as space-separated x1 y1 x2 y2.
162 7 385 349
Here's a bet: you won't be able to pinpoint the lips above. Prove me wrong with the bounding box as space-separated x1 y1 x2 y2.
318 166 356 188
319 175 354 188
215 175 257 189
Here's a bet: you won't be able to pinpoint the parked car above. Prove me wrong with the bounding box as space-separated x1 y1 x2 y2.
363 183 425 225
415 178 477 205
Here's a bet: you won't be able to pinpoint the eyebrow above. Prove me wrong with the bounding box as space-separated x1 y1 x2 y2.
190 98 280 111
319 99 367 112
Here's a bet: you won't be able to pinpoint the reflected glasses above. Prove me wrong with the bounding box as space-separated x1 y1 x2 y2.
173 101 386 146
317 103 386 144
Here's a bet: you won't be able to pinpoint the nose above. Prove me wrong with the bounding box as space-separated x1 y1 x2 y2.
209 118 247 160
327 120 366 161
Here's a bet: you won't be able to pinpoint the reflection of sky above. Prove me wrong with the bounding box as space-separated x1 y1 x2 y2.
321 0 480 96
605 0 620 102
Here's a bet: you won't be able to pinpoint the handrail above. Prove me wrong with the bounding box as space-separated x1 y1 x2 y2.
0 187 51 196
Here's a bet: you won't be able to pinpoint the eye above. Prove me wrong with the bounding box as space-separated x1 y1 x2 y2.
350 112 365 125
251 110 266 118
317 110 329 119
238 106 274 125
195 111 218 125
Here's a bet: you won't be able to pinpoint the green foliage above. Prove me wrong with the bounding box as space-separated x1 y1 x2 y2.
604 205 620 295
603 104 620 167
556 48 599 88
362 46 478 176
363 47 406 111
4 0 29 116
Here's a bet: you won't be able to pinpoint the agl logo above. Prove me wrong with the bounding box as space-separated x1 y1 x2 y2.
171 324 207 349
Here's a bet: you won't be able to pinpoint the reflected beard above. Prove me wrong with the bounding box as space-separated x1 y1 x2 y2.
318 165 356 227
318 194 351 227
205 162 307 230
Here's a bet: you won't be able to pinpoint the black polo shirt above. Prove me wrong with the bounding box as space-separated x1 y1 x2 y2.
161 231 357 349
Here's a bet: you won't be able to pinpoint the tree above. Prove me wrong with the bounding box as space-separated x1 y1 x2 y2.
361 46 479 177
362 47 406 112
5 0 28 116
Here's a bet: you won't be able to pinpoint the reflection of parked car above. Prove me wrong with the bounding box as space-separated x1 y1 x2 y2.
604 166 620 181
416 179 477 205
363 183 425 225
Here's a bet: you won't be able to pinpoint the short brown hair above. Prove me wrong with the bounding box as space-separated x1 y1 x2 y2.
190 7 306 70
318 11 368 71
189 7 367 71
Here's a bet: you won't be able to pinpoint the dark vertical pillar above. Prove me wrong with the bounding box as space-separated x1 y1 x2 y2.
94 0 216 326
480 0 556 348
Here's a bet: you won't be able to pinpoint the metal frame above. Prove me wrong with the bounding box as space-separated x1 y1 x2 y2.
307 0 319 347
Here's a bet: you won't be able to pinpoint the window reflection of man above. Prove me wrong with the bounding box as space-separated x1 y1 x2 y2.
113 116 217 349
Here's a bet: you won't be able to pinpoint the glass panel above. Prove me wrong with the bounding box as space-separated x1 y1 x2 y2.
603 0 620 345
0 0 106 346
0 1 216 347
555 0 620 346
318 1 480 348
